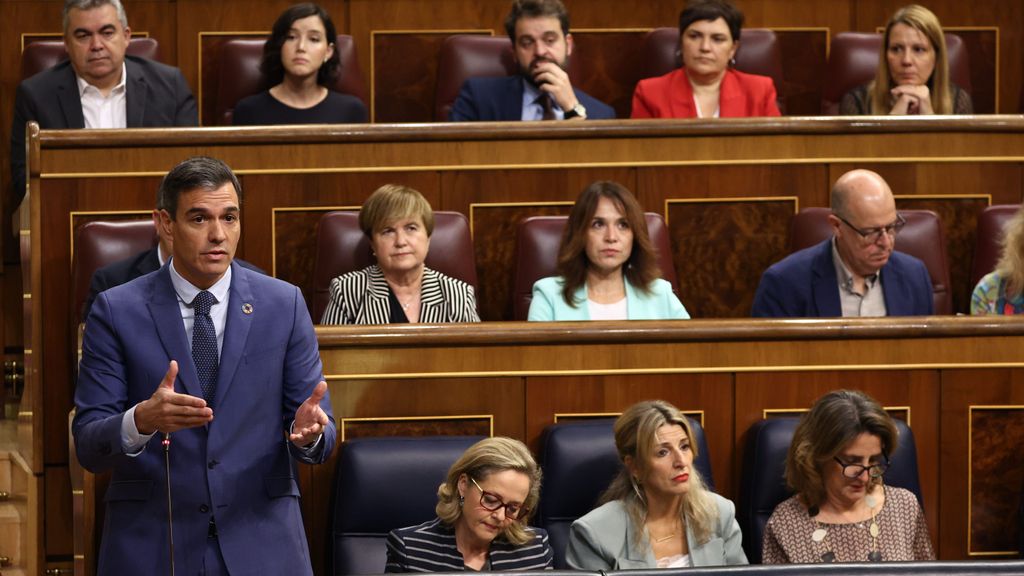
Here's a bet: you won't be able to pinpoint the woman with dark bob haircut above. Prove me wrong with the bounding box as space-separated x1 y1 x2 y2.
566 400 747 568
233 2 367 125
840 4 972 115
631 0 780 118
528 181 689 320
385 437 553 572
763 390 934 563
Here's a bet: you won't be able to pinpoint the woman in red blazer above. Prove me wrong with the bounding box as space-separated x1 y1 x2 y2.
631 0 780 119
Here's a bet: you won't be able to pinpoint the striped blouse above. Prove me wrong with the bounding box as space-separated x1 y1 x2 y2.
385 517 554 572
320 265 480 325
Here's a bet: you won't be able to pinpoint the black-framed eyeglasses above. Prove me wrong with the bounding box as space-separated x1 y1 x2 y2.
469 477 526 520
833 456 889 479
834 212 906 244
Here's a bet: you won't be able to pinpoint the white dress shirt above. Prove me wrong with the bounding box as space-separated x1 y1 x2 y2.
77 62 127 129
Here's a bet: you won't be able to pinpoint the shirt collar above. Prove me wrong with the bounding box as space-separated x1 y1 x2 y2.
521 80 563 112
168 258 232 307
76 62 127 97
831 237 878 290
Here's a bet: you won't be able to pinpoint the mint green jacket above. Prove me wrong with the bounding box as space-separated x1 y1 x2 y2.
528 276 689 321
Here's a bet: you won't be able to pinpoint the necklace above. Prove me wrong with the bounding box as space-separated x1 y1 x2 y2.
809 490 882 563
648 519 682 544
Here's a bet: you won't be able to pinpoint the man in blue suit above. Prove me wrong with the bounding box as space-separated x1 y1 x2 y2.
73 157 334 575
752 169 933 318
449 0 615 122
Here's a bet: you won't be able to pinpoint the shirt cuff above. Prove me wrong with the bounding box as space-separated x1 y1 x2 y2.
121 404 156 456
290 420 323 454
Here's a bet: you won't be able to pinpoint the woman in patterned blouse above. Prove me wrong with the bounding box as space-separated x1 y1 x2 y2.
971 205 1024 315
762 390 934 563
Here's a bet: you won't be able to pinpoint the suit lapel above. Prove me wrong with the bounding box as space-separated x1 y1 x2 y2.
358 266 391 324
125 59 146 127
214 262 253 406
55 65 86 128
506 76 529 120
718 70 741 117
880 259 906 315
810 240 842 316
670 69 698 118
419 268 445 322
148 266 203 399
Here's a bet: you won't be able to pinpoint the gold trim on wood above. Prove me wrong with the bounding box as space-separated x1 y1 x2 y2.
339 414 494 442
270 205 360 277
369 28 495 123
764 406 909 426
196 31 271 127
554 410 705 428
21 31 150 52
468 201 573 240
664 196 800 225
967 404 1024 556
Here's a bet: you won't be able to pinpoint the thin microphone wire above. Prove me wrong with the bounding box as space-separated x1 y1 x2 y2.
163 433 175 576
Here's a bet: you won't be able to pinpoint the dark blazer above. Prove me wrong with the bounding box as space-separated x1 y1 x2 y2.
631 68 780 118
386 517 553 572
82 247 265 322
10 55 197 208
73 261 334 575
449 75 616 121
321 264 480 325
751 239 934 318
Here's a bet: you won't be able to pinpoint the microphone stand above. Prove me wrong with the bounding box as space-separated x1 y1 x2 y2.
163 432 175 576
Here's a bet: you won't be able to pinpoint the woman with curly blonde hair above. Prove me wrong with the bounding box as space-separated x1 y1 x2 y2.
385 437 552 572
763 390 934 563
566 400 746 568
972 205 1024 315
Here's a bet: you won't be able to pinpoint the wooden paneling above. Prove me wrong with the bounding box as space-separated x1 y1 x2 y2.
968 407 1024 553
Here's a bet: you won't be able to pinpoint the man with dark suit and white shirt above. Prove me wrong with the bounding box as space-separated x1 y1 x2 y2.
10 0 197 211
449 0 615 122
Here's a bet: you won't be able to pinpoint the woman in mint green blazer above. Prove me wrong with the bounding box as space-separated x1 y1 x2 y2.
528 181 689 321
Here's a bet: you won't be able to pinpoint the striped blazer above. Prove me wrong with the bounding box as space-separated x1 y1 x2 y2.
385 517 554 572
321 265 480 325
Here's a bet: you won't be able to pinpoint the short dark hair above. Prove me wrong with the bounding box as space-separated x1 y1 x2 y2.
157 157 241 219
678 0 744 42
556 181 661 307
504 0 570 44
260 3 340 88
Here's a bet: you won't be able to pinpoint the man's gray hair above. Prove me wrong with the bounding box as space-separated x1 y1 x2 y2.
63 0 128 33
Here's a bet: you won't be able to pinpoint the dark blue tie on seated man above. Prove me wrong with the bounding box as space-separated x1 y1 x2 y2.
448 0 616 122
751 169 933 318
10 0 197 214
73 156 334 576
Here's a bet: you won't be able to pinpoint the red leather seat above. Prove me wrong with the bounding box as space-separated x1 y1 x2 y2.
21 37 160 81
640 27 784 99
214 35 366 125
433 34 585 121
788 207 952 314
511 213 680 321
970 205 1019 290
71 219 158 325
821 32 971 115
311 211 478 323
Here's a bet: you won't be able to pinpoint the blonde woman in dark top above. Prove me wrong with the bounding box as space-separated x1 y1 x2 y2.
762 390 934 563
233 3 367 125
840 4 972 116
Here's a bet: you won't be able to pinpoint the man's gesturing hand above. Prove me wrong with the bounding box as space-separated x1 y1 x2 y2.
134 360 214 435
291 381 329 448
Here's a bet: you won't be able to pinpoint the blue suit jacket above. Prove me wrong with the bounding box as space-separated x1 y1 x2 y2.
449 75 616 121
751 239 934 318
528 276 688 321
73 261 334 575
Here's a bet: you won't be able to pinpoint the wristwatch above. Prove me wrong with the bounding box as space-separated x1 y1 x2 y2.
563 103 587 120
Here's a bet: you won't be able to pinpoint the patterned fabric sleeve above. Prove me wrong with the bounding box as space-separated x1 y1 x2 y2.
911 498 936 560
970 272 1002 315
760 513 789 564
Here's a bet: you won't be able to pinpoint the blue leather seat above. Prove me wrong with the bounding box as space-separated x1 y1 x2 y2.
536 417 713 568
331 435 484 575
738 417 922 564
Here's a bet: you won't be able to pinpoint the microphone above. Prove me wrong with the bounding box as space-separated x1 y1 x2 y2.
163 432 175 576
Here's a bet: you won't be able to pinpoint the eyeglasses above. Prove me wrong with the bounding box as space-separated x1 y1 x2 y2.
833 456 889 479
834 213 906 244
469 477 526 520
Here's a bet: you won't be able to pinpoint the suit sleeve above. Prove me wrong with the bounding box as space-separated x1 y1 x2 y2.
565 518 613 570
72 291 141 472
527 280 557 321
717 497 749 565
9 82 35 210
751 268 790 317
282 284 336 464
448 80 480 122
916 260 935 315
458 284 481 323
384 529 409 573
321 276 351 324
630 81 654 119
170 68 198 126
82 266 113 324
668 291 690 319
761 78 782 117
760 513 788 564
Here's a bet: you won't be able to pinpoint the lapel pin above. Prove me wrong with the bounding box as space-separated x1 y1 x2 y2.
242 303 253 315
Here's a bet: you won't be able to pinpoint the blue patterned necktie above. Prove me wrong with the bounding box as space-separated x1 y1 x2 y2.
191 290 219 405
